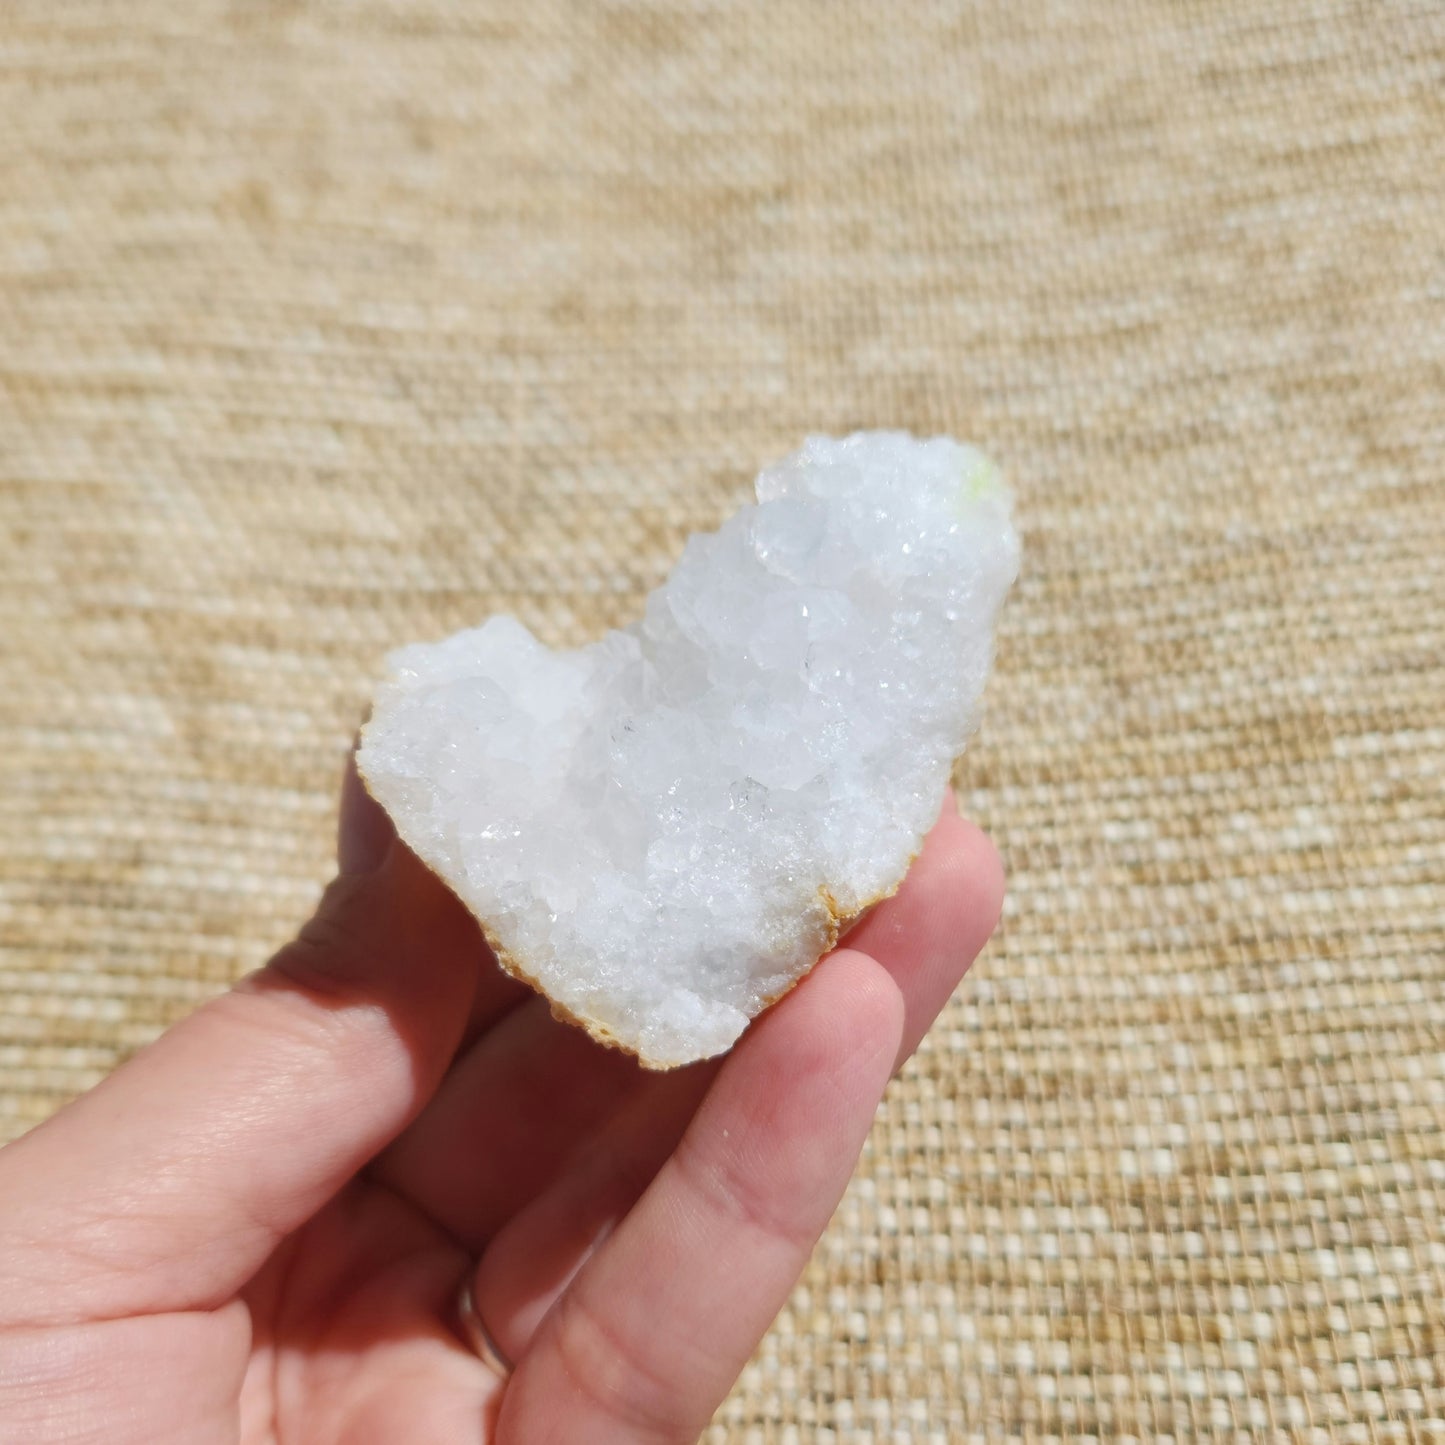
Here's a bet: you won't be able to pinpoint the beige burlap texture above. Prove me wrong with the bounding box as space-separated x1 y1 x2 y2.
3 1 1442 1439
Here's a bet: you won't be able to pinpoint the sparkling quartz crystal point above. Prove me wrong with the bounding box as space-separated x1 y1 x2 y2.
358 432 1019 1067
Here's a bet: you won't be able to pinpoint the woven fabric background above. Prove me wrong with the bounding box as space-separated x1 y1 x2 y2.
3 1 1443 1438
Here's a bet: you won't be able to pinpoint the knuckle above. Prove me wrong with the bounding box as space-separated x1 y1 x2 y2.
550 1286 692 1442
673 1127 817 1256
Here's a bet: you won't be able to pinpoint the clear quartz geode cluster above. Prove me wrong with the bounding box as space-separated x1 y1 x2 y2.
358 432 1019 1067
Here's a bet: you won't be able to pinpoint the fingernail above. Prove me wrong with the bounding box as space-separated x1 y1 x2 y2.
338 756 394 875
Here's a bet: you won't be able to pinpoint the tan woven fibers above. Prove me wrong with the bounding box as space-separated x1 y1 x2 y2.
3 1 1443 1438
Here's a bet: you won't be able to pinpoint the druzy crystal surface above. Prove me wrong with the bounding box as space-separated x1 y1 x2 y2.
359 432 1019 1067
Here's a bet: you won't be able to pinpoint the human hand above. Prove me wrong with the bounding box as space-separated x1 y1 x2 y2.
0 758 1003 1444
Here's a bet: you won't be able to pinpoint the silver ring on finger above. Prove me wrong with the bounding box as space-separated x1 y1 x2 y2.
453 1274 513 1379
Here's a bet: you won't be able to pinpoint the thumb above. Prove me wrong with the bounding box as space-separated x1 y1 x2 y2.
0 761 486 1329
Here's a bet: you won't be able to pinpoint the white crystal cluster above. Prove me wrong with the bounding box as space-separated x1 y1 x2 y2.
359 432 1019 1067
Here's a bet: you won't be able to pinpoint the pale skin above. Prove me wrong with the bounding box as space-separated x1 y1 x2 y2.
0 759 1004 1444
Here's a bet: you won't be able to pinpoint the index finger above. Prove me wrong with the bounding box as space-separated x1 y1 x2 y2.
496 948 906 1444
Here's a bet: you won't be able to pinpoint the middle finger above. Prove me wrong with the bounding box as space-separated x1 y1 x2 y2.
368 995 644 1249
